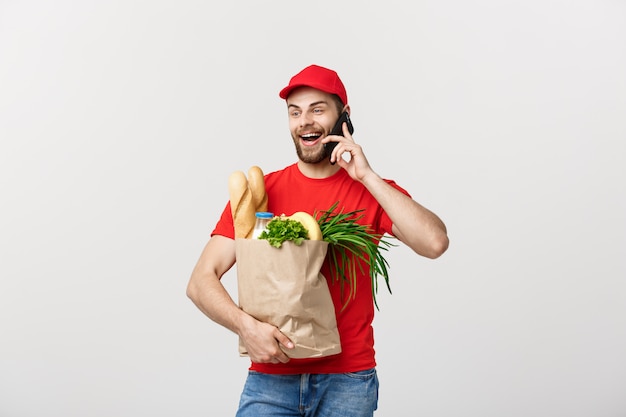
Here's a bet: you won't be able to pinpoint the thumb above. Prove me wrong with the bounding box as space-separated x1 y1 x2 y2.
274 329 294 350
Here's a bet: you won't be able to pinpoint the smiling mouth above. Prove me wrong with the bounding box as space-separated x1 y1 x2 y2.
300 132 322 142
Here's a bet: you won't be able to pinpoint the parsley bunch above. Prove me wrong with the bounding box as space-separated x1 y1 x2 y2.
258 218 309 248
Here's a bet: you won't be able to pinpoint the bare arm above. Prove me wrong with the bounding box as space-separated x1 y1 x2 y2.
331 124 449 258
361 172 449 258
186 235 294 363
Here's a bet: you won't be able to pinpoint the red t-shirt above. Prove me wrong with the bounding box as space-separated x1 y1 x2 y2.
211 163 410 374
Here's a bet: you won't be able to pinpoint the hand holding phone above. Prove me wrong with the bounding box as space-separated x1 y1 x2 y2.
324 111 354 163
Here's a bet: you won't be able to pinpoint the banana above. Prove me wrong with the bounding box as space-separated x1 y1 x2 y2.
288 212 323 240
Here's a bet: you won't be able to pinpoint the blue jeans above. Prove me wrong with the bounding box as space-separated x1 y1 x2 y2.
236 368 379 417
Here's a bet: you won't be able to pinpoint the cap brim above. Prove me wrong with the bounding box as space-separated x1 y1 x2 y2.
279 81 347 105
279 84 307 100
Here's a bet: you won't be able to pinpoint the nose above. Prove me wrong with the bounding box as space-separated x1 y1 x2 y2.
299 112 313 128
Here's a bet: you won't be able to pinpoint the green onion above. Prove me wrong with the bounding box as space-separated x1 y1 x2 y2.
316 201 396 311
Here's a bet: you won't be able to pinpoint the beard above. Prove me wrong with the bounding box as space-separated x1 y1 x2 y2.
292 135 328 164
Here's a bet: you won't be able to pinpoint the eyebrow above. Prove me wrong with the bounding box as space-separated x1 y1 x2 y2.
288 100 329 110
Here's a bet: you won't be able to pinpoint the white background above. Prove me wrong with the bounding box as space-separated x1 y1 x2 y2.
1 1 625 416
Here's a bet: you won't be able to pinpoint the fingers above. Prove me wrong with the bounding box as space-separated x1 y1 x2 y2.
326 124 355 164
273 328 294 363
274 329 294 351
243 323 294 364
342 121 352 137
252 344 291 364
333 142 362 165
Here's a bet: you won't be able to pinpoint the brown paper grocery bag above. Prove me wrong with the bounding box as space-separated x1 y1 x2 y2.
235 239 342 359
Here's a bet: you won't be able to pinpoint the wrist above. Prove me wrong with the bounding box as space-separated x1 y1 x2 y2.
234 310 256 337
360 169 381 187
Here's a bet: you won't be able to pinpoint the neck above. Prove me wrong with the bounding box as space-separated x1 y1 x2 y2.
296 160 342 179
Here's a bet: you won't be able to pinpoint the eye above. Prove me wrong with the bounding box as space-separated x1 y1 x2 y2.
290 110 301 117
313 108 322 114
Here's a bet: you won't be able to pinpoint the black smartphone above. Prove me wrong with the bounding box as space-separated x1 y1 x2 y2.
324 111 354 162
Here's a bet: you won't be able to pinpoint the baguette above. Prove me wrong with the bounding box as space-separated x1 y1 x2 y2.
247 165 268 212
228 170 256 239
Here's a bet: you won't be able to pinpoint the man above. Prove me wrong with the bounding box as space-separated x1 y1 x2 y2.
187 64 449 416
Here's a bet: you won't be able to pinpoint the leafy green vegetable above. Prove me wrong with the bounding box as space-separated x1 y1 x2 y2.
316 201 396 311
258 217 309 248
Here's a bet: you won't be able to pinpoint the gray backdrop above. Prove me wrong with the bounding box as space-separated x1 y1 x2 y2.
1 1 625 416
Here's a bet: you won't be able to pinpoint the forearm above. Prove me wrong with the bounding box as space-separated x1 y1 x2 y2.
361 171 449 258
186 236 249 335
187 272 248 335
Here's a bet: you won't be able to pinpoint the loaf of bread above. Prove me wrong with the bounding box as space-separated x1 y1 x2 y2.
228 170 256 238
247 165 268 213
228 166 269 239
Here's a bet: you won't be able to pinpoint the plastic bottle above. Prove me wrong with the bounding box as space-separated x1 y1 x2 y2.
252 212 274 239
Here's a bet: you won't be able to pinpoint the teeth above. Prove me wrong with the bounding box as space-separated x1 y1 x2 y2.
302 133 319 138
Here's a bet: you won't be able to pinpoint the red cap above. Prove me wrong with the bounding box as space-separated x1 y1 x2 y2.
279 64 348 105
